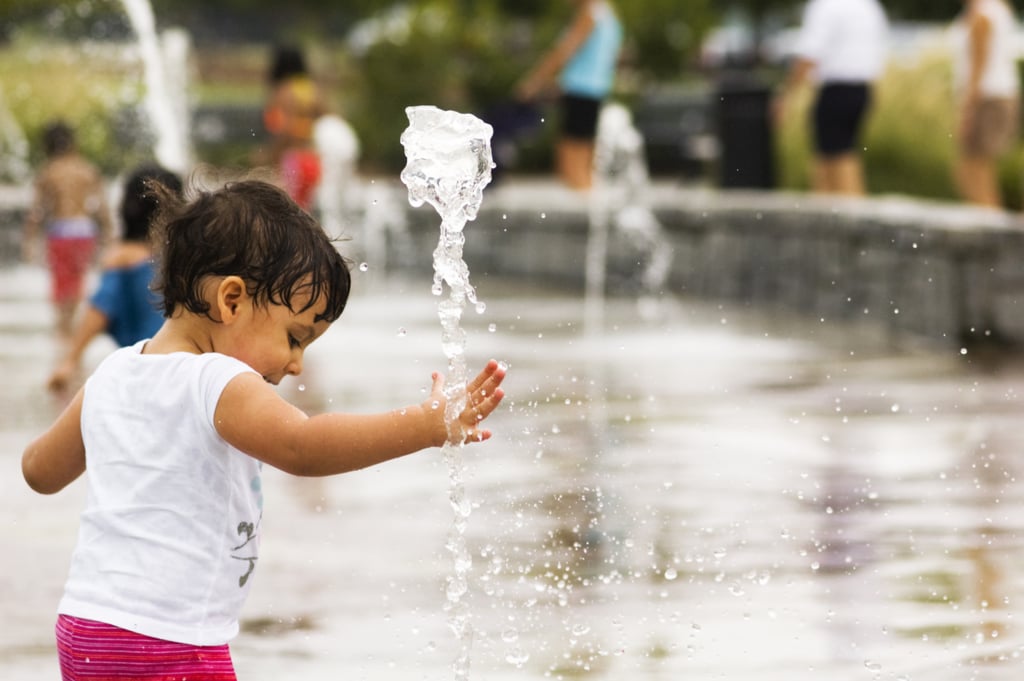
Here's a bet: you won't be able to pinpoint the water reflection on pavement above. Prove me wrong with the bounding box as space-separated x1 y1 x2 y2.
2 263 1024 680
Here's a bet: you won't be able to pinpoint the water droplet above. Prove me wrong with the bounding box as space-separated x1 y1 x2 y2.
475 301 486 314
501 628 519 643
297 384 306 392
571 623 591 636
397 327 407 337
431 400 440 410
505 649 530 667
488 323 497 333
359 262 369 272
664 568 678 580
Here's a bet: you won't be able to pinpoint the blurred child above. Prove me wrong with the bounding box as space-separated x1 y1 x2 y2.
22 179 506 680
23 120 114 338
47 163 182 394
262 45 326 210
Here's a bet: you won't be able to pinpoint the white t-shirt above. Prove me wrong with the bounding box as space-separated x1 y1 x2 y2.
58 342 262 646
794 0 889 83
952 0 1021 99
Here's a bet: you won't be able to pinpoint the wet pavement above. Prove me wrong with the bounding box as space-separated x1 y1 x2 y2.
3 261 1024 680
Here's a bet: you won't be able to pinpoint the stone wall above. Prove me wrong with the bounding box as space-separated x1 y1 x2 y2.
399 183 1024 350
4 180 1024 350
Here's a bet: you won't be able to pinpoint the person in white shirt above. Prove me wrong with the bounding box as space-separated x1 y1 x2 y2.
774 0 889 195
22 179 507 679
952 0 1021 208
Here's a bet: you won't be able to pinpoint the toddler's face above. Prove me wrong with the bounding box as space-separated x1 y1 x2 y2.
229 291 331 385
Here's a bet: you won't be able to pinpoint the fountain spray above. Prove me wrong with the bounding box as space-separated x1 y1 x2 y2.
400 106 494 681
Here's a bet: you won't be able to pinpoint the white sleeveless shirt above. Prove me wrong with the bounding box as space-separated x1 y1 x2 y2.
952 0 1021 98
58 342 262 646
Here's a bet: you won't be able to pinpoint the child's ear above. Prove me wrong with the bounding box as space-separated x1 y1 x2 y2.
216 276 247 324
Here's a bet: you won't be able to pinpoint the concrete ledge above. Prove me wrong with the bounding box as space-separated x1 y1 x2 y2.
398 182 1024 350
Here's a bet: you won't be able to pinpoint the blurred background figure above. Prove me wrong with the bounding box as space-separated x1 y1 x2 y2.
952 0 1020 209
47 163 182 395
261 44 326 210
516 0 623 191
774 0 888 196
22 120 114 340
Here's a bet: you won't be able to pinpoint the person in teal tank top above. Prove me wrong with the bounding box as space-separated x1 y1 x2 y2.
517 0 623 190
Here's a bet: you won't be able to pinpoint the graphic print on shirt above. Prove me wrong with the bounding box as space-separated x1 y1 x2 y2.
230 475 264 587
231 513 261 587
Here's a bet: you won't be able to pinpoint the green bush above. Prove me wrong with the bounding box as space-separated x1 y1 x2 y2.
342 3 546 174
1 38 153 179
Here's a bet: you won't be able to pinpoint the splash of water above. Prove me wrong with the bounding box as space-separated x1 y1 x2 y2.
400 105 494 681
591 101 673 321
0 87 29 183
120 0 191 173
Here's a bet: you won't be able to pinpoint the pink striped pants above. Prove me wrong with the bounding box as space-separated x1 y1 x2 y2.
56 615 237 680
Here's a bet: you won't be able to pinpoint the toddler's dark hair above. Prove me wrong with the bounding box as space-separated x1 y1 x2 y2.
150 179 351 323
121 163 183 243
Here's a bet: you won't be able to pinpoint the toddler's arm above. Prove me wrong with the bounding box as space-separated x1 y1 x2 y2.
22 388 87 494
215 360 506 476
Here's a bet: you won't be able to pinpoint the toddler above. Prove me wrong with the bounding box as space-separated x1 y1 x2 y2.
22 179 506 680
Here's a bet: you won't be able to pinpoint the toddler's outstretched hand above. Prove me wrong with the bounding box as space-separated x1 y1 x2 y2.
428 360 507 445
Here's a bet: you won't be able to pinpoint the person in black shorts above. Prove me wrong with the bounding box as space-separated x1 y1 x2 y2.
813 83 871 159
515 0 623 190
773 0 888 195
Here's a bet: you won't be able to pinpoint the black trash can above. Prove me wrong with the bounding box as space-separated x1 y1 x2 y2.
714 74 775 189
632 88 716 180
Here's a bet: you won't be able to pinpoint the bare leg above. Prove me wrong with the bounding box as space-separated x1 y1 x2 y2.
556 138 595 191
814 154 865 196
55 299 78 341
955 154 1002 207
811 157 831 193
831 153 865 195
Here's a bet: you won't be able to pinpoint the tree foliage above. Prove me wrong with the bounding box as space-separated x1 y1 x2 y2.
0 0 1004 175
721 0 981 23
